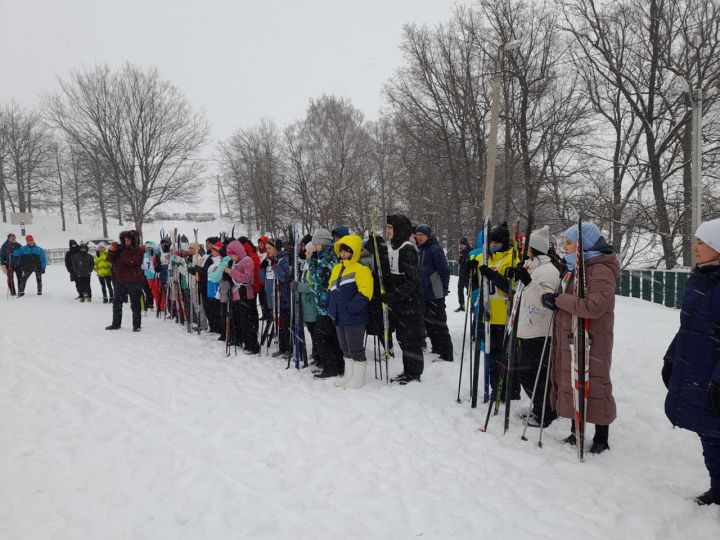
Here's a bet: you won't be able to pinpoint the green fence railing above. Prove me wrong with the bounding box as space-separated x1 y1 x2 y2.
616 269 689 309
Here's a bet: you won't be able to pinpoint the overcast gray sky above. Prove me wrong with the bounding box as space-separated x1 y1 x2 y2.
1 0 466 149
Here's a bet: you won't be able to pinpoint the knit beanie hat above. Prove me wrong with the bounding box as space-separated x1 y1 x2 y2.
97 242 107 250
26 235 34 242
312 228 333 247
695 218 720 253
332 226 350 239
415 224 432 237
266 238 282 250
528 225 551 255
564 222 603 250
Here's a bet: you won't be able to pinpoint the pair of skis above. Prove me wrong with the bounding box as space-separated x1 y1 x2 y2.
570 216 591 461
370 212 392 382
288 226 308 370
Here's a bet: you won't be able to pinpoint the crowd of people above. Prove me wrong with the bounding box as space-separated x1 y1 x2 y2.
1 215 719 506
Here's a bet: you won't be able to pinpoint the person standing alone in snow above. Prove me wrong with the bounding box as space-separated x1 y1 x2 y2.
663 218 720 506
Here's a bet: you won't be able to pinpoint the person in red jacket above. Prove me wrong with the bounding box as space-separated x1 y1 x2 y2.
106 231 146 332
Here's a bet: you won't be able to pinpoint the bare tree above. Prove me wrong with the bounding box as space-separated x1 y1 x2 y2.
45 63 209 238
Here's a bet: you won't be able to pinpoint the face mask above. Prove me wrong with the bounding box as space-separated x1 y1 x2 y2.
565 252 577 271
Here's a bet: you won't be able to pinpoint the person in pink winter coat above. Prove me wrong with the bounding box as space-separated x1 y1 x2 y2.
224 240 260 354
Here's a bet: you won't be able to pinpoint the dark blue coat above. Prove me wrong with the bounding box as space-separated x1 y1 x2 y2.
0 240 22 267
263 251 291 310
418 236 450 300
665 265 720 438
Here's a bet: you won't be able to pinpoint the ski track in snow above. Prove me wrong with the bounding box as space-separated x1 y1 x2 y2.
0 273 717 539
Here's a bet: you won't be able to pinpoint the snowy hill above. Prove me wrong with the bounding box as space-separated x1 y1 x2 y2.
0 272 716 539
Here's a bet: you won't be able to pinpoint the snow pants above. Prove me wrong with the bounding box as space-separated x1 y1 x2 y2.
112 282 143 329
4 265 17 295
423 298 454 360
336 324 367 362
517 336 556 424
701 436 720 492
18 269 42 295
233 293 259 353
98 275 114 300
76 276 92 297
390 302 424 378
315 315 344 375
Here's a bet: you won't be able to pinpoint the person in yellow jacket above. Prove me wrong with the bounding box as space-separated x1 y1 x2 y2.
326 234 374 389
93 242 114 303
469 222 519 401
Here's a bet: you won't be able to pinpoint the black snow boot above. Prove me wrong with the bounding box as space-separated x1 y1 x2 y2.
696 489 720 506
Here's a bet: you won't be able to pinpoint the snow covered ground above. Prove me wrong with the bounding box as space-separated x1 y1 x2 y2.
0 271 717 539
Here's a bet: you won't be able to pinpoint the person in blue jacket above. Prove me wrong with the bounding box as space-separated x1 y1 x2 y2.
0 232 22 296
663 217 720 506
16 235 47 297
414 224 453 362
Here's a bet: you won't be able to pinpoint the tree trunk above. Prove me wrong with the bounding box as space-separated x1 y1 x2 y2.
55 149 66 232
0 158 7 223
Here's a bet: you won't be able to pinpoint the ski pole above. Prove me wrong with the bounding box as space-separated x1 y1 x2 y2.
456 269 474 403
521 311 555 441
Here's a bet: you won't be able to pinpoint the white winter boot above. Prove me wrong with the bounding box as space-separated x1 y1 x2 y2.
335 358 354 387
347 360 367 389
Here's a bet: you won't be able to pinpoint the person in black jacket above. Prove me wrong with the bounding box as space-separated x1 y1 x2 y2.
415 224 453 362
65 239 81 299
456 237 471 311
71 243 95 302
386 214 424 384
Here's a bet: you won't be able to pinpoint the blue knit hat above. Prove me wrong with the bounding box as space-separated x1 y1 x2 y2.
415 224 432 237
332 226 350 239
564 222 603 249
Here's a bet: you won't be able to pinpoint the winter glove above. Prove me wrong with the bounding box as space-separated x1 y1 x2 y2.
41 269 45 274
542 292 559 311
478 264 498 280
511 266 532 286
710 382 720 415
260 259 270 270
661 358 673 389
